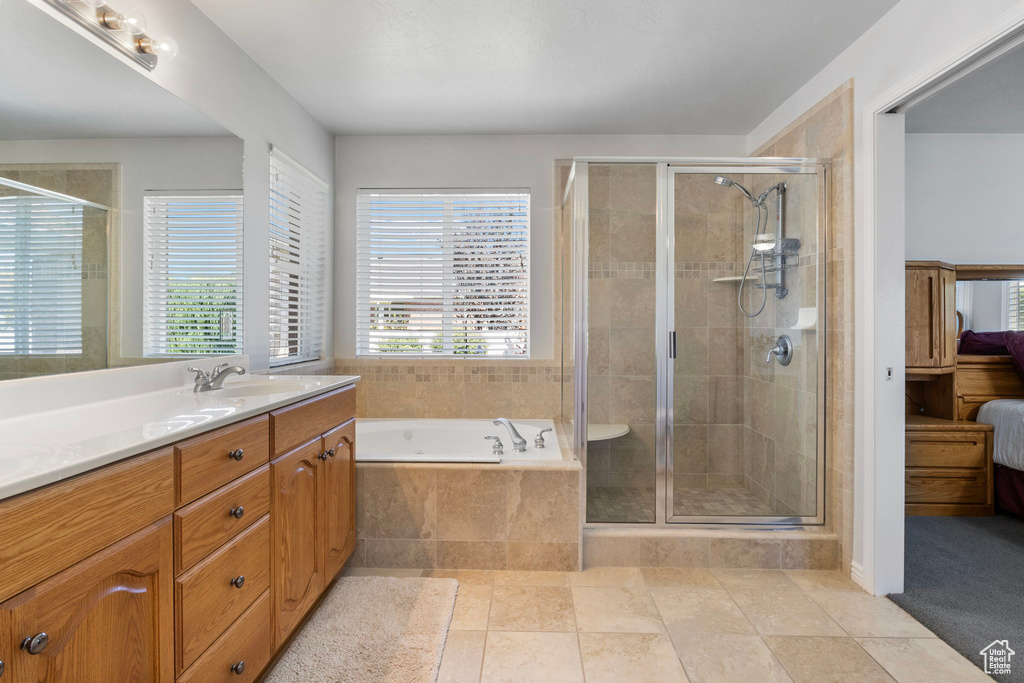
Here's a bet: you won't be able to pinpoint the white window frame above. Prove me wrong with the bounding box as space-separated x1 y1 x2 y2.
142 190 244 357
1005 280 1023 331
269 146 328 367
356 189 531 358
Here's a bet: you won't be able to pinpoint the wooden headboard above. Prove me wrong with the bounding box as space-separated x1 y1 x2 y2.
956 355 1024 420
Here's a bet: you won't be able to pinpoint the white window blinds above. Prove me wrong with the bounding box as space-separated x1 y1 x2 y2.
269 148 327 367
143 192 244 356
0 195 83 355
1008 281 1023 331
356 190 530 357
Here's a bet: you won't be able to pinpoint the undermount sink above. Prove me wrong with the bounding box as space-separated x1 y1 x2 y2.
209 379 317 398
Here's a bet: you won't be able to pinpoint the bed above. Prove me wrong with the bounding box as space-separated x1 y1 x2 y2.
978 400 1024 516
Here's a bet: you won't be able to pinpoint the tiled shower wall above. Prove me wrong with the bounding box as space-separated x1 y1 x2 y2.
754 81 855 571
740 172 820 517
672 174 748 505
585 164 658 494
0 165 114 380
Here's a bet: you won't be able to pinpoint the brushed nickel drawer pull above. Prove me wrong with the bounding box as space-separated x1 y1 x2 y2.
230 575 245 589
21 633 47 655
228 448 245 461
230 506 245 519
231 661 246 675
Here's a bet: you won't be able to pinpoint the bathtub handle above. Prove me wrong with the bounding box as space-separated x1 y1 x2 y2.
534 428 553 449
485 435 504 455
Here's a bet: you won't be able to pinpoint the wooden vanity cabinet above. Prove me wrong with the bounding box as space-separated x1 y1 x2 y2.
0 518 174 683
269 386 357 647
0 382 357 682
905 261 957 371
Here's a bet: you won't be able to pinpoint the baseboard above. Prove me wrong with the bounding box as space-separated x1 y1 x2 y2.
850 560 867 590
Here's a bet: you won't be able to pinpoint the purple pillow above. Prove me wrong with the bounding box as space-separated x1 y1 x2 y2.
1006 331 1024 378
959 330 1010 355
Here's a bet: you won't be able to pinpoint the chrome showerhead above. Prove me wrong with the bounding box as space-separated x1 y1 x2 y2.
712 175 757 204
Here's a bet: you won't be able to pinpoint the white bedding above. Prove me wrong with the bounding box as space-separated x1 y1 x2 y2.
977 399 1024 471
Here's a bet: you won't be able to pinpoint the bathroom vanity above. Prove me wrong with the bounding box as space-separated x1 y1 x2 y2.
0 364 359 682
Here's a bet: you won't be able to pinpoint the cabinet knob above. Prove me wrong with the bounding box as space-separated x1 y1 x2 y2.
231 661 246 675
318 451 329 461
0 659 5 677
230 575 245 589
228 448 244 461
21 633 48 655
327 448 336 458
230 506 245 519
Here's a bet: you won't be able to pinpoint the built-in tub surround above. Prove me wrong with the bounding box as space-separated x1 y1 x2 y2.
357 418 563 463
0 355 360 499
352 422 581 571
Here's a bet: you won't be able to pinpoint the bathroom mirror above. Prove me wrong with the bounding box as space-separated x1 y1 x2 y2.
0 0 243 381
955 268 1024 335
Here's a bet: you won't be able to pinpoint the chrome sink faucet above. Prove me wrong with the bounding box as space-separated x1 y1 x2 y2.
493 418 527 452
188 363 247 392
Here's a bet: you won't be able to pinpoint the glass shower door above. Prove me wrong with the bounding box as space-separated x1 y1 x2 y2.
664 165 825 523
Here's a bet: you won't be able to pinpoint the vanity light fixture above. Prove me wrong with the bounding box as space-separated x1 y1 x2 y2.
43 0 177 71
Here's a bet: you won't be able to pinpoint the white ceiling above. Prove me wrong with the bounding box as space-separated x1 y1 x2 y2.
906 44 1024 134
0 0 230 140
193 0 898 136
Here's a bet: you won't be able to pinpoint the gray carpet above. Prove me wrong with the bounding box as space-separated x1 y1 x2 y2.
889 513 1024 682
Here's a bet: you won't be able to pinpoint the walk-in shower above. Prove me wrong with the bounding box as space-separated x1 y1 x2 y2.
560 158 828 526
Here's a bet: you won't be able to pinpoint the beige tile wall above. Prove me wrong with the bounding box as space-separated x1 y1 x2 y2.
586 164 659 493
352 463 581 571
752 81 855 571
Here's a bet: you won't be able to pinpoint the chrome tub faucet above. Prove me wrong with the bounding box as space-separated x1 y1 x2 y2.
493 418 527 452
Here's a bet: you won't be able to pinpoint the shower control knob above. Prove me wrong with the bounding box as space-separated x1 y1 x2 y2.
766 334 794 366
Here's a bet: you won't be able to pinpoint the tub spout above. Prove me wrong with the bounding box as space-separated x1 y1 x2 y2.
493 418 527 452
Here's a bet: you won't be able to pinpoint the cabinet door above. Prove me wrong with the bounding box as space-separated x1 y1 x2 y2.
322 420 356 580
270 438 324 647
1 518 173 683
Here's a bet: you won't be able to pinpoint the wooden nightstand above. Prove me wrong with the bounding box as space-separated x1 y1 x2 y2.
905 414 994 516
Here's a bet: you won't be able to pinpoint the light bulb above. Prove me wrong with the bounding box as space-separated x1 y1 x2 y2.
139 35 178 59
103 7 146 35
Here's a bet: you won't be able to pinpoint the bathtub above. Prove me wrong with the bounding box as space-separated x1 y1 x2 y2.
356 418 564 463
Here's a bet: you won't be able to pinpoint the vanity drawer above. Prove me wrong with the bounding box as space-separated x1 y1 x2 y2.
177 415 270 505
271 385 356 456
176 514 270 673
174 464 271 574
905 467 988 504
177 590 271 683
905 430 988 469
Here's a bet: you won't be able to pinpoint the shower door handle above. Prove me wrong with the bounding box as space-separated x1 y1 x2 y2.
668 331 677 359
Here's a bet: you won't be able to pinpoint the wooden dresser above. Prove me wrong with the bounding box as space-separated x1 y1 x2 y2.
905 415 994 516
0 384 356 682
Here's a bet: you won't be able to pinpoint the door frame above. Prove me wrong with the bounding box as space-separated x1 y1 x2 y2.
659 162 830 526
858 5 1024 595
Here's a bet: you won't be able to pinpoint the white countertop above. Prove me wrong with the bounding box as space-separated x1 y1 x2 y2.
0 357 359 501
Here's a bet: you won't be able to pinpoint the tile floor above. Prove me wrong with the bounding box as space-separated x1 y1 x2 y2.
347 566 991 682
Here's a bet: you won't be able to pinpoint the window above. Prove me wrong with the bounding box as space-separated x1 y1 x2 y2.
0 194 83 355
1007 281 1023 330
143 192 244 356
269 147 328 367
356 190 530 357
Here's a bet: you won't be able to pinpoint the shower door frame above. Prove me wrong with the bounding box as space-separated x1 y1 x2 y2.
660 161 829 526
569 157 830 528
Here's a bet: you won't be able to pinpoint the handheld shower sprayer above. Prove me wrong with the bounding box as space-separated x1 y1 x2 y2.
712 176 787 318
